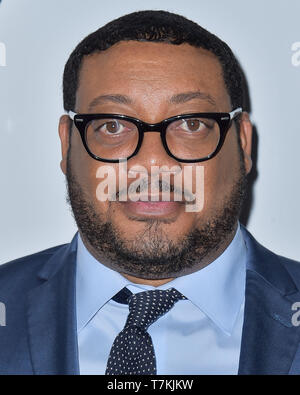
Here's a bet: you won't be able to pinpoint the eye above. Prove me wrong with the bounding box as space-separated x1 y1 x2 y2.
181 119 205 132
98 120 124 134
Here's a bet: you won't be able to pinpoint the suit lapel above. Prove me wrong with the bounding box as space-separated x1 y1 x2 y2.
26 235 79 375
238 227 300 375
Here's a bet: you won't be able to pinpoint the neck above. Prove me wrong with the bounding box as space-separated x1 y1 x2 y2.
79 222 238 287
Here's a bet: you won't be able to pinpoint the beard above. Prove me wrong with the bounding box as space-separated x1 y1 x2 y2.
66 149 247 280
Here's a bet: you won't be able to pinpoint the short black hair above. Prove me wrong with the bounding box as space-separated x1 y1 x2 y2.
63 10 244 113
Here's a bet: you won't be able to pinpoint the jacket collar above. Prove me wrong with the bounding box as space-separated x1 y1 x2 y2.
241 225 298 295
37 233 78 281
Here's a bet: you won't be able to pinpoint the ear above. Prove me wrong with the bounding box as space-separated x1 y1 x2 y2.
238 112 253 175
58 115 71 175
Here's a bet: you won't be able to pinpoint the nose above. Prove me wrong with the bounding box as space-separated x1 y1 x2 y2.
128 130 181 172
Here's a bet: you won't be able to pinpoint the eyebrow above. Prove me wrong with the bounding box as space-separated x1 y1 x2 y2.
87 90 216 111
88 94 133 111
169 91 217 106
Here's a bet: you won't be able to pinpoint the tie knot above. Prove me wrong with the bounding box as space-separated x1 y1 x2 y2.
125 288 186 331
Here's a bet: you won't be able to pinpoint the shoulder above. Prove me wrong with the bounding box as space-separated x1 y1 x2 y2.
278 254 300 289
0 243 68 300
241 225 300 289
0 243 67 276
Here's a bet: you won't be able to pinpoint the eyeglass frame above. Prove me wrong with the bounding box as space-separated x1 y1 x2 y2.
68 107 242 163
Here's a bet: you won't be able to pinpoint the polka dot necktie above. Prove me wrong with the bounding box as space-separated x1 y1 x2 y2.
105 287 186 375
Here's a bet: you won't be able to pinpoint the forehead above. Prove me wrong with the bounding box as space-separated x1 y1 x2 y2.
76 41 231 112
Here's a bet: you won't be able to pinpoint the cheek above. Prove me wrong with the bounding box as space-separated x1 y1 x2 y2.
69 131 112 215
202 130 241 208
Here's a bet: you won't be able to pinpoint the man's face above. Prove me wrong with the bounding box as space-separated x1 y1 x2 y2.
59 41 252 283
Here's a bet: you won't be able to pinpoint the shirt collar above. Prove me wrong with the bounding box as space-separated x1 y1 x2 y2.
76 234 132 332
165 222 247 335
76 222 246 335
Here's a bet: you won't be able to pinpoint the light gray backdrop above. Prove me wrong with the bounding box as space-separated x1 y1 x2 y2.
0 0 299 264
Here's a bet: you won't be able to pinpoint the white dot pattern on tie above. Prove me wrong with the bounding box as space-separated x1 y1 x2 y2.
105 288 186 375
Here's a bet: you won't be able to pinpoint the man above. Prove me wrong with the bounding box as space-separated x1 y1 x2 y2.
0 10 299 375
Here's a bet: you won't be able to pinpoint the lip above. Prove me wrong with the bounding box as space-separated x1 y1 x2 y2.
119 201 182 217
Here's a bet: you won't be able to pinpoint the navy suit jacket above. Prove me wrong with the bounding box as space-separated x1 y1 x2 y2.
0 226 300 375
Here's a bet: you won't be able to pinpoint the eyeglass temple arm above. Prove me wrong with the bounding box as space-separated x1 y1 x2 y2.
68 111 77 120
230 107 243 121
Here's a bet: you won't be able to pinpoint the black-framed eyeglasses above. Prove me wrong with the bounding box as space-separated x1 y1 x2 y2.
68 108 242 163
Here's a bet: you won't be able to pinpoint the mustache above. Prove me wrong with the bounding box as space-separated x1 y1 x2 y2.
115 178 196 202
